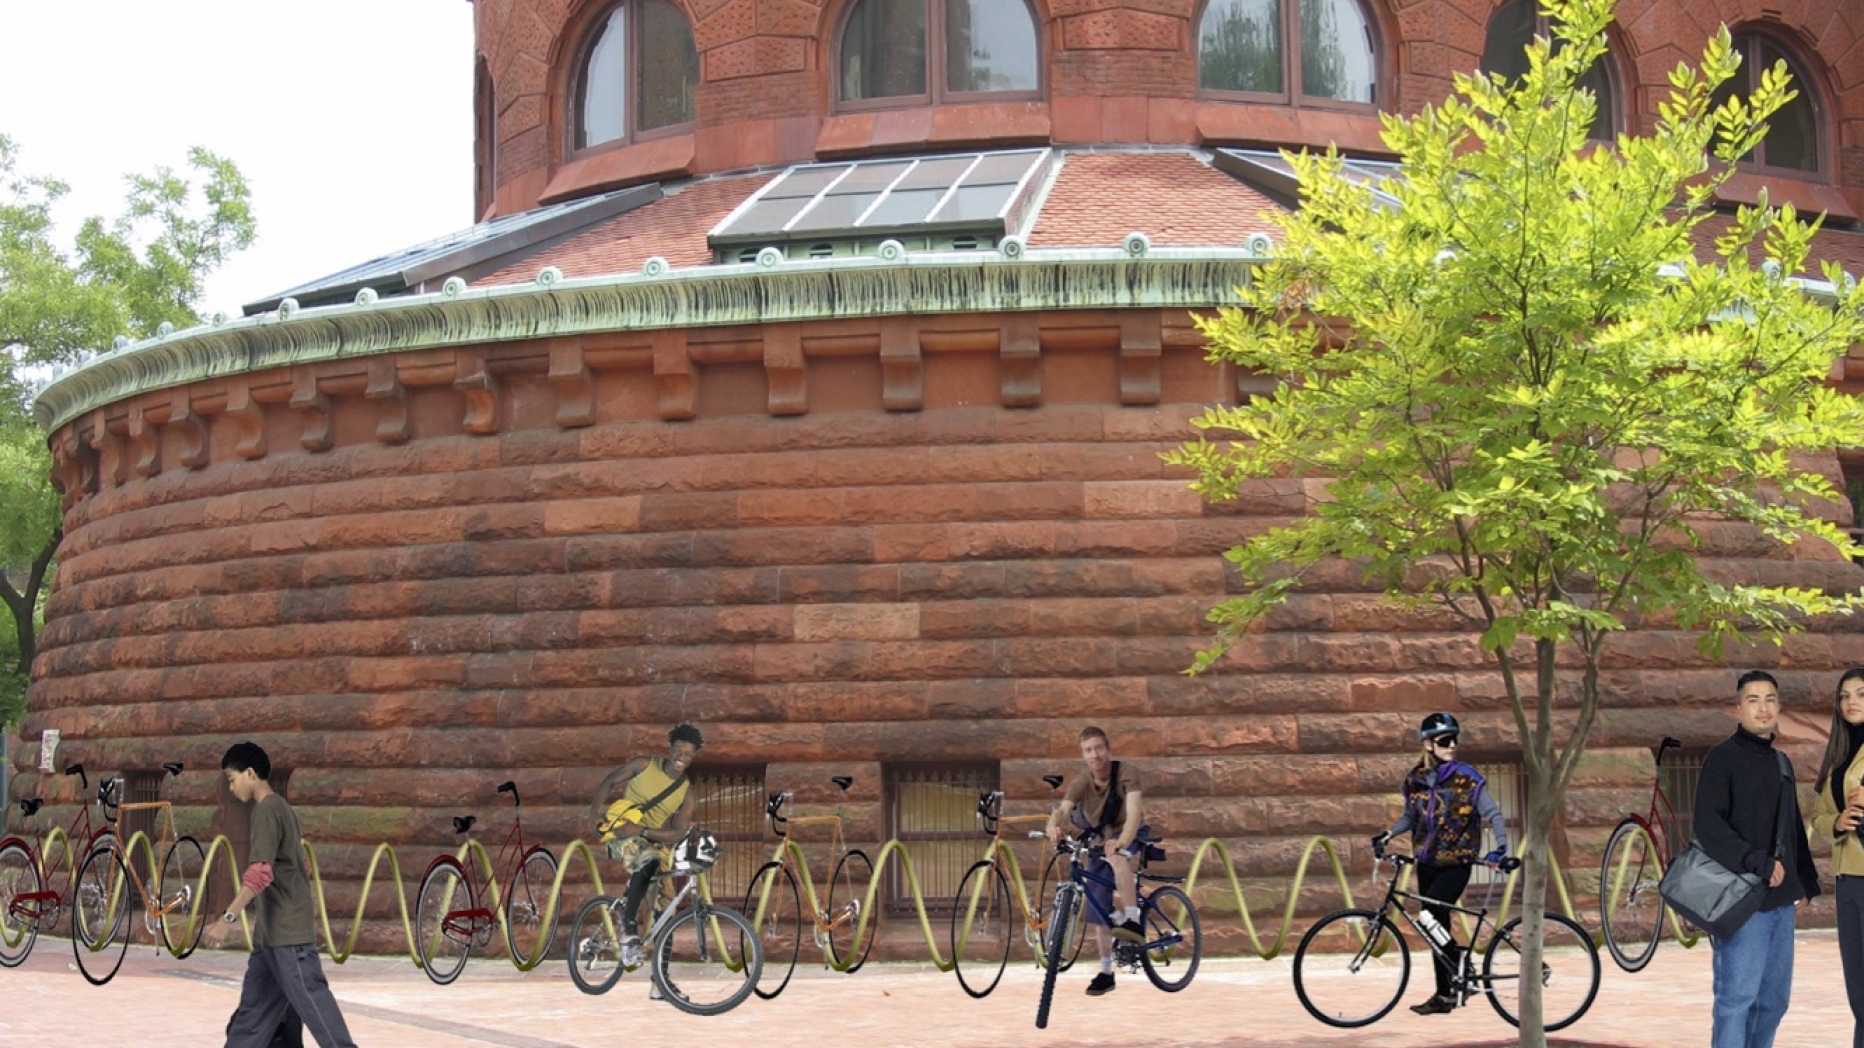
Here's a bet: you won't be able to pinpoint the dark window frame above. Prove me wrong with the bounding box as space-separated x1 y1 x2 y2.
566 0 699 161
834 0 1046 114
1478 0 1623 142
1195 0 1385 112
1718 29 1829 179
882 760 1000 917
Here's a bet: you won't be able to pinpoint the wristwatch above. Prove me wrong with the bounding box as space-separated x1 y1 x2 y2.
222 911 238 924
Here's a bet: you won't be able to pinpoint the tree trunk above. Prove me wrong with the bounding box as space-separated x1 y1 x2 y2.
1516 740 1565 1048
0 536 56 675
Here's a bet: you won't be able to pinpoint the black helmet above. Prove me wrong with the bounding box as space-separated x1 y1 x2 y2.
1419 712 1461 740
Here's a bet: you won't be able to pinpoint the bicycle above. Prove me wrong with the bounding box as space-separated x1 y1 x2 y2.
414 780 561 985
71 761 205 985
566 827 763 1015
1598 735 1683 972
741 775 876 999
950 773 1079 998
1035 831 1202 1030
1292 842 1600 1031
0 763 120 968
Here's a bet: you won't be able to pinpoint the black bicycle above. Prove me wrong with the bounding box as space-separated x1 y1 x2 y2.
1035 831 1201 1029
1292 843 1599 1031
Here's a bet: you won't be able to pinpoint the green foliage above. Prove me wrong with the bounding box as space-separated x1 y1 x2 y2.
0 134 254 727
1173 0 1864 682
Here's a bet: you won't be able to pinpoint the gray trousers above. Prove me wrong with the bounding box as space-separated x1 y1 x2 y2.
1841 876 1864 1048
225 944 357 1048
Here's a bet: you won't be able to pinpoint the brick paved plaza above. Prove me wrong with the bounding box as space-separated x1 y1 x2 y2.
0 928 1849 1047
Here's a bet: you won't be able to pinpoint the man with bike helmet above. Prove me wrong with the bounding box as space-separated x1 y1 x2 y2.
588 723 705 974
1045 725 1146 997
1372 712 1509 1016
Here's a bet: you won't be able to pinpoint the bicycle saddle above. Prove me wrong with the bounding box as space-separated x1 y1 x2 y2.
452 816 476 835
18 798 43 818
1042 774 1064 790
830 775 853 792
162 761 184 777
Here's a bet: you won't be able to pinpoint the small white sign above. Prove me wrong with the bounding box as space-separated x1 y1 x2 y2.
38 729 59 773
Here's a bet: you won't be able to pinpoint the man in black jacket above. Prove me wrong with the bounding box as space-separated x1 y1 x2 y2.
1695 670 1821 1048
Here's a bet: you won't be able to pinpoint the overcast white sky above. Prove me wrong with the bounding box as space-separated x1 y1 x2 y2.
0 1 475 323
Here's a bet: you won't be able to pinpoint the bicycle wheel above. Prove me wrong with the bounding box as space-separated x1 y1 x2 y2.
73 839 125 950
415 859 473 986
503 847 560 967
652 903 763 1016
1483 912 1601 1031
951 860 1012 998
826 848 878 973
158 835 207 959
743 861 801 999
72 845 131 986
0 841 41 966
1036 850 1086 972
1292 908 1411 1028
1137 884 1202 992
1036 883 1079 1030
567 895 627 995
1598 818 1666 973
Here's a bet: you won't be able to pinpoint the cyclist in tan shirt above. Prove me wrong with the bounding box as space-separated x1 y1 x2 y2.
1046 725 1144 996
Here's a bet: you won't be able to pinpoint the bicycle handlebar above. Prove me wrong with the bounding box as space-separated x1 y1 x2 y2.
498 781 520 807
65 763 86 790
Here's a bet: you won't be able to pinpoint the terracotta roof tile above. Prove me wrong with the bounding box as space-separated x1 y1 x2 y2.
475 174 772 286
1028 153 1287 249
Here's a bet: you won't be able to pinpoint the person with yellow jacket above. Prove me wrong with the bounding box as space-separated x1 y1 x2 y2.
1812 669 1864 1048
588 722 704 968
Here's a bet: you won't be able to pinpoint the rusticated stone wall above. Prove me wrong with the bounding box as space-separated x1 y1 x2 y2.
17 309 1864 953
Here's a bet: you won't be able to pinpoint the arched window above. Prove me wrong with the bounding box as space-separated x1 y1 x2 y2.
1480 0 1619 141
1198 0 1379 106
839 0 1041 107
572 0 699 152
1712 32 1824 175
475 57 496 215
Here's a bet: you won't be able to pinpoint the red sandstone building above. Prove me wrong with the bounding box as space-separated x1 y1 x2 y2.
17 0 1864 949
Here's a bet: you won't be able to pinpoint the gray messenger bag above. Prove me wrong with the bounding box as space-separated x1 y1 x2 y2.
1658 750 1794 939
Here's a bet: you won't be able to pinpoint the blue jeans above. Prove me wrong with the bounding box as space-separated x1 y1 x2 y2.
1711 904 1795 1048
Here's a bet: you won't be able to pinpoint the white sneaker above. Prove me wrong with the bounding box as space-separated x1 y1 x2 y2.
649 981 666 1001
620 936 643 969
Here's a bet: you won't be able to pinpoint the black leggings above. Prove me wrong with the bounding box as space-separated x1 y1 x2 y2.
1417 862 1472 999
621 857 662 935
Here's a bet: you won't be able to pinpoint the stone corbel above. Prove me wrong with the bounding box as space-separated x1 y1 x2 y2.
1119 311 1163 406
169 388 209 470
85 410 122 490
548 338 596 428
454 350 500 435
365 358 411 444
764 326 807 416
225 378 267 460
653 329 695 421
879 317 923 411
1000 313 1042 408
125 403 159 478
54 426 96 501
290 371 333 452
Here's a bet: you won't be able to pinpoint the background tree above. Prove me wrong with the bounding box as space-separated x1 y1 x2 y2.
1170 0 1864 1041
0 135 254 728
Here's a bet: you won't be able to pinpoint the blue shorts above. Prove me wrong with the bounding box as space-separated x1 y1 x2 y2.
1083 854 1118 926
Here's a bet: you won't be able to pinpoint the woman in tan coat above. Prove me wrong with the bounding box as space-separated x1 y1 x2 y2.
1811 668 1864 1048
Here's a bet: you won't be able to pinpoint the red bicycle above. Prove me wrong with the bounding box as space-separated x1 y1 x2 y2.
0 764 127 966
415 781 560 984
1598 736 1683 972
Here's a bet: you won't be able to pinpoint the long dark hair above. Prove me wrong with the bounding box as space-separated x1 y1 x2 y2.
1815 667 1864 806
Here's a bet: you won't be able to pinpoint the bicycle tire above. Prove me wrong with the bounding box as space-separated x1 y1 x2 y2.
567 895 627 995
951 860 1012 998
72 845 131 986
72 837 124 950
1292 908 1410 1028
742 861 802 999
1483 911 1601 1031
1598 818 1666 973
0 840 41 966
1036 883 1078 1030
651 903 763 1016
503 847 560 967
1137 884 1202 991
158 835 207 959
1036 849 1086 972
826 848 878 973
415 859 473 986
